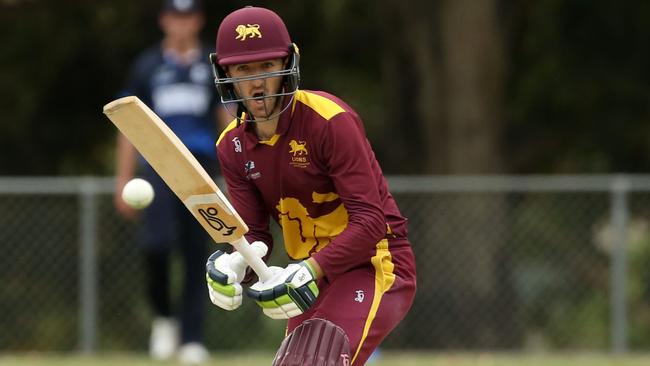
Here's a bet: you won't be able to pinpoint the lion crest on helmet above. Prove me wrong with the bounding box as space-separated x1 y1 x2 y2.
235 24 262 41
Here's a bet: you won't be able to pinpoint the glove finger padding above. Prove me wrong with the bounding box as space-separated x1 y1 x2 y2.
206 242 269 311
206 250 236 284
207 278 243 311
206 250 243 311
246 262 319 319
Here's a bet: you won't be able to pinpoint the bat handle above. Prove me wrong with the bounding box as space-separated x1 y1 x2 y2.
230 236 273 282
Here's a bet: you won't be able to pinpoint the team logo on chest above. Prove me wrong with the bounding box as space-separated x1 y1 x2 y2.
289 139 310 168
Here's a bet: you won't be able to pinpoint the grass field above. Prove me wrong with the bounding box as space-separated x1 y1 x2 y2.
2 352 650 366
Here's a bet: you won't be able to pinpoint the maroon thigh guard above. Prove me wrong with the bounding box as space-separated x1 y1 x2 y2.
273 318 351 366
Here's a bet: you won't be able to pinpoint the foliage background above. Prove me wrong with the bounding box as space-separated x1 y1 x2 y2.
1 0 648 175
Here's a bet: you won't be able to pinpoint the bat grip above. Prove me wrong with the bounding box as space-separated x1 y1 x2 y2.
230 236 272 282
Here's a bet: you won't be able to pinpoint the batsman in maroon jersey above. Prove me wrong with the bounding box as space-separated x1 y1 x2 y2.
205 6 416 365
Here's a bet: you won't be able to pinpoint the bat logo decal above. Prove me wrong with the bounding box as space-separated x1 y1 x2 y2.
198 207 236 236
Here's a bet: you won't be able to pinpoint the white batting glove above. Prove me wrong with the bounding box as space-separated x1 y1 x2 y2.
246 261 319 319
206 241 268 311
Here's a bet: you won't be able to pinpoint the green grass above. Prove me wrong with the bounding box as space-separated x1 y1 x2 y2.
1 352 650 366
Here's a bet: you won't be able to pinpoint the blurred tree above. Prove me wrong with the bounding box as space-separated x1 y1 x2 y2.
506 1 650 173
380 0 516 348
1 1 649 175
0 0 161 174
381 0 507 175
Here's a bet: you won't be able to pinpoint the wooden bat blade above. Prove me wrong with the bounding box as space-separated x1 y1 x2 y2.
103 96 271 281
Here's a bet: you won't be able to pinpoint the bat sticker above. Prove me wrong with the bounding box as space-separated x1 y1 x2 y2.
198 207 236 235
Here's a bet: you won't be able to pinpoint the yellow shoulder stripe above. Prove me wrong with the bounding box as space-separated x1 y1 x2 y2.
216 118 239 146
294 90 345 121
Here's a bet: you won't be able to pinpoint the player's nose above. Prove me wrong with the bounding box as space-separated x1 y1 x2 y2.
250 77 265 88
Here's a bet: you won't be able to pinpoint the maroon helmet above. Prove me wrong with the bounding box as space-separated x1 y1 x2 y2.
209 6 300 120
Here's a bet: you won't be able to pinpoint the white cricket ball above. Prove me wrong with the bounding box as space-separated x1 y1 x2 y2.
121 178 155 209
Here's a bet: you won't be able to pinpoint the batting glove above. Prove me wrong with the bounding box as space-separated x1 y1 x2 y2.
206 241 268 311
246 261 319 319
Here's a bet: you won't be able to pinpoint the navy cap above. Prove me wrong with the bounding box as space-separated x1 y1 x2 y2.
161 0 203 13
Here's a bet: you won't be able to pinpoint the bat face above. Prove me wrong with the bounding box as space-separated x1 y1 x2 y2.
104 96 271 281
103 96 248 243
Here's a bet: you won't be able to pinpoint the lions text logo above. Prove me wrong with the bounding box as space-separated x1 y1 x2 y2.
235 24 262 41
289 140 310 168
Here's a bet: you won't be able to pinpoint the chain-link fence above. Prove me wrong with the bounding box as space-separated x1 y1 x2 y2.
2 175 650 353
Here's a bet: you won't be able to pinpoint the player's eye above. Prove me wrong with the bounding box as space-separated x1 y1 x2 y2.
262 61 276 70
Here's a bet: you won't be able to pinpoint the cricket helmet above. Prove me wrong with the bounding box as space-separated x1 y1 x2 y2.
209 6 300 118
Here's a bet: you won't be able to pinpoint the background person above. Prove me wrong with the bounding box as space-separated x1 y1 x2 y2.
113 0 227 364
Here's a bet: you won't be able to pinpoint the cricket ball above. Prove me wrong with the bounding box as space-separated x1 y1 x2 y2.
121 178 155 209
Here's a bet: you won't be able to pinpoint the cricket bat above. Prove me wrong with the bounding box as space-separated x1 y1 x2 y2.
103 96 272 282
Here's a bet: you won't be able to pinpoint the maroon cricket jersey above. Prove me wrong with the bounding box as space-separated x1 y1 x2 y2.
216 89 411 282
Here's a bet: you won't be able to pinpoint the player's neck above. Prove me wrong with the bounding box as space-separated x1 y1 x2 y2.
253 118 279 141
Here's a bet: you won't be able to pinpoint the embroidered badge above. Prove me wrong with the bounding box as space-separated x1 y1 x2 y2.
244 160 261 180
235 24 262 41
289 139 310 168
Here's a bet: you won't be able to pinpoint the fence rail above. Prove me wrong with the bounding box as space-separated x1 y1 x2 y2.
2 175 650 353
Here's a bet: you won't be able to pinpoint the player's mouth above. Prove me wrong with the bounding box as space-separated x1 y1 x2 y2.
247 92 273 119
252 92 265 107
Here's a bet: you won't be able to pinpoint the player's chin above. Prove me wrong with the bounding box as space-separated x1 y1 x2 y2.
246 100 276 119
250 111 273 121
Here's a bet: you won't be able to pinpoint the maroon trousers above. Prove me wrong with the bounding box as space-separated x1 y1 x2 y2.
287 240 417 365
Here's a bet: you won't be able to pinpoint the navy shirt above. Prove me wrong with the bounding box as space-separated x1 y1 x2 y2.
122 43 219 159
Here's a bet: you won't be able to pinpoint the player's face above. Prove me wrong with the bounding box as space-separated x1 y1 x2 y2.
227 58 286 120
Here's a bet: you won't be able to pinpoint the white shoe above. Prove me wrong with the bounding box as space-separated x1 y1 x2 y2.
149 317 179 361
178 342 210 365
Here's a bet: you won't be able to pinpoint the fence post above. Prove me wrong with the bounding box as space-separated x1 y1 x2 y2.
610 176 629 353
79 177 98 354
